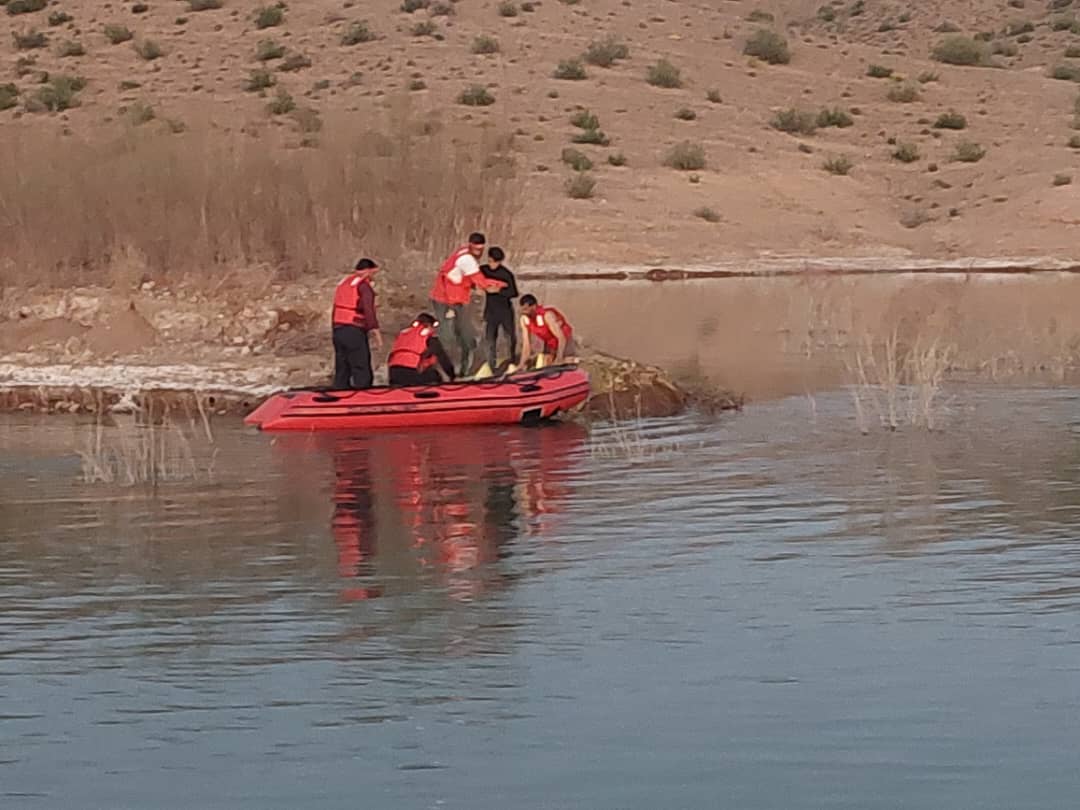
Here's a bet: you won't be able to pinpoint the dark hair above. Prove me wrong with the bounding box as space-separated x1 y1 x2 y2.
519 294 538 307
467 232 486 245
488 246 505 262
354 258 378 270
415 312 437 326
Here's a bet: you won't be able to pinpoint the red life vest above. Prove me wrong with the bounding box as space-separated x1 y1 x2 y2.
526 305 573 353
332 273 372 327
430 246 476 306
388 321 438 371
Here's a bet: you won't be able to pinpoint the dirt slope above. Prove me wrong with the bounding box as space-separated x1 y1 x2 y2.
2 0 1079 265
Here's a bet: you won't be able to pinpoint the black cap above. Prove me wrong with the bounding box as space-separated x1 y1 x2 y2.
354 258 378 270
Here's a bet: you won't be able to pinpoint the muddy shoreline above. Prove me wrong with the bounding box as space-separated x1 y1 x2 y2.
3 256 1079 422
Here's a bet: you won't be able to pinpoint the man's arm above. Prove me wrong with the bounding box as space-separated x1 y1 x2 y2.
545 311 566 363
427 336 455 380
360 284 382 349
517 314 531 367
503 270 519 300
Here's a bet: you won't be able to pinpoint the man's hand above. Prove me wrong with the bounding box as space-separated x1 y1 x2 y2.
370 329 383 350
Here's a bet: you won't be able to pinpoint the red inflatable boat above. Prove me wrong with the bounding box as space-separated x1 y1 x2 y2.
244 365 591 431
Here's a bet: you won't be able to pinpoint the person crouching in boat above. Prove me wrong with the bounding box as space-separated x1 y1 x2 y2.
387 313 457 386
517 294 577 368
331 258 383 390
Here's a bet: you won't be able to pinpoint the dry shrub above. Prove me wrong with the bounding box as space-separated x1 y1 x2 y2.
0 100 529 287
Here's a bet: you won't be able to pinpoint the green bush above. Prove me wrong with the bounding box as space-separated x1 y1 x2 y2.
245 69 275 92
887 83 920 103
12 29 47 49
646 59 682 88
570 109 599 129
6 0 48 15
189 0 223 10
565 173 596 199
48 11 73 26
104 24 133 44
771 108 817 135
498 0 518 16
607 152 627 166
29 74 85 112
892 142 920 162
0 83 19 111
57 40 85 57
1005 19 1034 36
953 141 986 162
932 36 989 66
401 0 430 11
471 35 499 54
867 64 893 78
554 59 586 80
255 39 285 61
572 128 610 145
561 148 593 171
663 141 706 170
342 21 375 45
817 107 854 128
743 28 790 64
267 89 295 115
278 53 312 72
822 155 854 175
1051 64 1080 81
255 5 284 28
134 39 164 60
458 84 495 106
934 111 967 129
583 35 629 67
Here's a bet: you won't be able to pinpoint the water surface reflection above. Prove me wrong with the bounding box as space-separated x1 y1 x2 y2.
2 392 1080 809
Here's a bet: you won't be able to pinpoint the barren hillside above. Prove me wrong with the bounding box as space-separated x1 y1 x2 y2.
2 0 1079 270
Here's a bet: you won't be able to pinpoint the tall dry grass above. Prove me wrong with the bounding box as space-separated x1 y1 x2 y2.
0 98 529 288
845 328 955 432
78 394 219 486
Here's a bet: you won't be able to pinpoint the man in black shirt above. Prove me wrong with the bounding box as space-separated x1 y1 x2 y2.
480 246 519 371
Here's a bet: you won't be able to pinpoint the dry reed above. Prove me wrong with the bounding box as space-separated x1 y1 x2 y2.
78 397 218 486
0 98 528 288
844 328 955 432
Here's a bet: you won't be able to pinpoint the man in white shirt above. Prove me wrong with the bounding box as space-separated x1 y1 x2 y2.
429 232 504 376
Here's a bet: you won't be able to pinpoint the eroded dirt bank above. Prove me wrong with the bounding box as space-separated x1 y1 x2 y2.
0 273 740 421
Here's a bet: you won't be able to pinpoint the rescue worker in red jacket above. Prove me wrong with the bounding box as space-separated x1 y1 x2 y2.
517 294 577 367
429 232 506 377
331 258 382 390
387 313 456 386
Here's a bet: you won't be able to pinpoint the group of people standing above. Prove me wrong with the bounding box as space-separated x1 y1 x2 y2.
331 232 576 390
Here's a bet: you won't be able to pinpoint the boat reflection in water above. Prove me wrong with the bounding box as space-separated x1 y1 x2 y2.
288 424 587 602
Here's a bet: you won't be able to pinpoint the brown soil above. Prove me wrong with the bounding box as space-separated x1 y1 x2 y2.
1 0 1078 266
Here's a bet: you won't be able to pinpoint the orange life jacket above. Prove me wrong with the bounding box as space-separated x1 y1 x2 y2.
388 321 438 371
526 305 573 353
430 246 476 306
332 273 372 327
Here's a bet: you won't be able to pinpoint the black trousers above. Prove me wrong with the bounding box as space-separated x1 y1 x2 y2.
388 365 442 386
484 308 517 369
332 325 373 390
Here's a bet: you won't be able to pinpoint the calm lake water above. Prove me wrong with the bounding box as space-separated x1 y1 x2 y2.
2 387 1080 809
